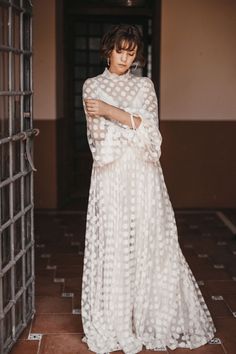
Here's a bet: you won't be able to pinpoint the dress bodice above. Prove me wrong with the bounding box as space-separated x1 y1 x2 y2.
96 67 148 112
82 68 162 166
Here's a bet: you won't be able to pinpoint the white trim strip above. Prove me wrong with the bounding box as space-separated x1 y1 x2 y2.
175 210 216 214
216 211 236 235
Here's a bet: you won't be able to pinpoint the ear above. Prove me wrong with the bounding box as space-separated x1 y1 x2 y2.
131 62 139 71
132 53 138 64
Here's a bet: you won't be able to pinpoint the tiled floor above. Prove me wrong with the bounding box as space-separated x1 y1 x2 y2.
10 208 236 354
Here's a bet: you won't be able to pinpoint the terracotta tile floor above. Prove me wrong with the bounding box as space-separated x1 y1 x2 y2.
9 208 236 354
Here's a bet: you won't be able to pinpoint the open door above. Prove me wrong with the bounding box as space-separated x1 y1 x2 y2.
0 1 38 353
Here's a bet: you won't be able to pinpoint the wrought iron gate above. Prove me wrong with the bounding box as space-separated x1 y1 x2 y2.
0 1 37 353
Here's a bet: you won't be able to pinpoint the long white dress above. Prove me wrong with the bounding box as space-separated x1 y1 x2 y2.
81 67 216 354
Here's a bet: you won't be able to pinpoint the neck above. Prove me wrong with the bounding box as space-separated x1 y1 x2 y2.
108 66 130 76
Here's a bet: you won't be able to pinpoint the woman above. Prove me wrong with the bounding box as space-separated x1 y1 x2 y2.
81 24 216 354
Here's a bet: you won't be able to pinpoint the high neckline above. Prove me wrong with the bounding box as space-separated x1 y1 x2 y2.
102 67 131 81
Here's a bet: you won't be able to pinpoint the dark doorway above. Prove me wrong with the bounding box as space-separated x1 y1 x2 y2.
64 0 161 209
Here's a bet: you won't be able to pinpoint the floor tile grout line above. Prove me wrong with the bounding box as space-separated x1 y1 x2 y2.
36 336 43 354
216 211 236 235
220 341 229 354
222 296 236 316
35 210 86 215
27 317 34 339
174 209 217 214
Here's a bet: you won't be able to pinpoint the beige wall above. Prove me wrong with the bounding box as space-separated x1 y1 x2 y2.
33 0 57 120
160 0 236 120
33 0 57 208
33 0 69 209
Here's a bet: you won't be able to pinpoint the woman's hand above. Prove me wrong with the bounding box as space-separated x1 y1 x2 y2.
84 99 141 129
84 99 110 118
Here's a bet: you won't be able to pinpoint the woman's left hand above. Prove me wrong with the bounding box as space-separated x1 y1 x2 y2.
84 99 110 118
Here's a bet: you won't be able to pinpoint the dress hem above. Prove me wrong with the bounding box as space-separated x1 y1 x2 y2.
81 327 217 353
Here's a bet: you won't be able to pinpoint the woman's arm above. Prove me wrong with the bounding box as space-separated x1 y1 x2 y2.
82 77 162 165
84 98 142 129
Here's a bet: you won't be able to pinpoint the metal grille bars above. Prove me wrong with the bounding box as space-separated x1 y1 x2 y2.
0 1 36 353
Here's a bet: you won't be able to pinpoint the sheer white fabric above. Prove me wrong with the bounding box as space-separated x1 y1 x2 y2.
81 68 216 354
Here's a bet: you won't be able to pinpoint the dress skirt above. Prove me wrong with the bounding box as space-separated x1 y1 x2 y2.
81 146 216 354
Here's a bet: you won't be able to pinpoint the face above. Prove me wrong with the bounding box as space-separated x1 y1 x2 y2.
108 40 137 75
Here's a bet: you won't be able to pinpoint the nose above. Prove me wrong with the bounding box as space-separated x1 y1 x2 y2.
121 52 128 62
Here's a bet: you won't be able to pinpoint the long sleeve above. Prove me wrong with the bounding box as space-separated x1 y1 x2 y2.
82 78 130 166
128 77 162 162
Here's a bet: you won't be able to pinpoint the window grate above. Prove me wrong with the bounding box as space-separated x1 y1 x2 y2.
0 1 35 353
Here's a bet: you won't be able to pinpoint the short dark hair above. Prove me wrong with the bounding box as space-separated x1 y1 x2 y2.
100 24 146 67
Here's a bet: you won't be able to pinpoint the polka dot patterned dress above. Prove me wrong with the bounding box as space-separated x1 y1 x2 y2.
81 67 216 354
